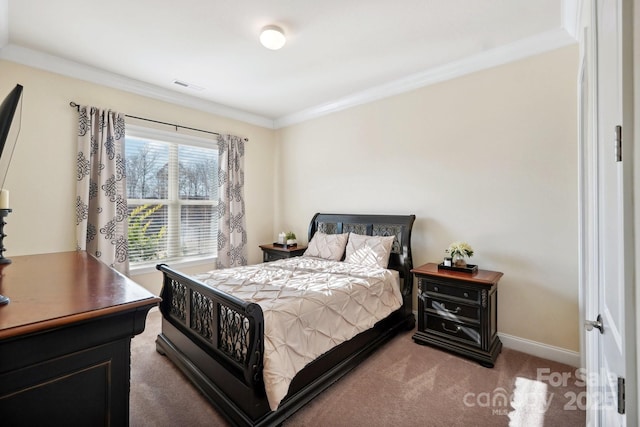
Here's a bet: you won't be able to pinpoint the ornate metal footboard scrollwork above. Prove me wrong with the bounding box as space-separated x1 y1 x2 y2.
157 264 264 386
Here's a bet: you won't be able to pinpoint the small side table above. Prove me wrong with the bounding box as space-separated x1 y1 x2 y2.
259 244 307 262
411 263 503 367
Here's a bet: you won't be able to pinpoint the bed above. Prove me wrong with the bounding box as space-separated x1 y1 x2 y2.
155 213 416 426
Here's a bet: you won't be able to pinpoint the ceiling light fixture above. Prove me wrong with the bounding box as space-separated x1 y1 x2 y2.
260 25 286 50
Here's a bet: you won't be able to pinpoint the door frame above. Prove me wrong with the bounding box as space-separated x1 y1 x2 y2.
577 0 637 424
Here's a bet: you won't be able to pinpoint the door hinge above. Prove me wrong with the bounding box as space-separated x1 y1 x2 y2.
618 376 625 414
615 125 622 162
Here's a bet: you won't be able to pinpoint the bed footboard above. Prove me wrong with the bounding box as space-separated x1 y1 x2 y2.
154 213 416 426
156 264 264 387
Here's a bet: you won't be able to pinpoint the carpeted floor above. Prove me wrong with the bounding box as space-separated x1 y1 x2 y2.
130 310 585 426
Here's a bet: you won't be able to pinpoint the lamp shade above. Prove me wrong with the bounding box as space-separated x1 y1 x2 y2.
260 25 286 50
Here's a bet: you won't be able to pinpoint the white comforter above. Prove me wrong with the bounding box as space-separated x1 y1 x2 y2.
194 256 402 410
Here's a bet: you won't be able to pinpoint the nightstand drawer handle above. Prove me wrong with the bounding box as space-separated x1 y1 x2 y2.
433 286 439 292
441 323 461 334
437 303 461 314
463 292 469 298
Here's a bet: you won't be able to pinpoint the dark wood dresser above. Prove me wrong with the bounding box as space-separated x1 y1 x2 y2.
259 243 307 262
0 251 160 426
412 263 503 367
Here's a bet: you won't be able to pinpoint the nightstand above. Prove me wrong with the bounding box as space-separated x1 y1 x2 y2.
411 263 503 367
259 244 307 262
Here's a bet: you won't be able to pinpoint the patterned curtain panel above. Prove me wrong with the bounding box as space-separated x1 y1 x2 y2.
216 134 247 268
76 106 129 274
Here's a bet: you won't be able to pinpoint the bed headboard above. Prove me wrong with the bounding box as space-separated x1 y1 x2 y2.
307 213 416 315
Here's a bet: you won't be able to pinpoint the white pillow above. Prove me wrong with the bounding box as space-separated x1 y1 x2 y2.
303 232 349 261
345 233 395 268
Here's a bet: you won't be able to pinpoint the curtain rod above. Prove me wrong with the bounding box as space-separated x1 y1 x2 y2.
69 101 248 141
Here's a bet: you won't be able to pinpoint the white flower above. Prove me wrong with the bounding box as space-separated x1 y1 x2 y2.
448 241 474 258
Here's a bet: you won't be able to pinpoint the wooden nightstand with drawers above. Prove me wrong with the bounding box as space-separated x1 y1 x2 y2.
411 263 503 367
259 244 307 262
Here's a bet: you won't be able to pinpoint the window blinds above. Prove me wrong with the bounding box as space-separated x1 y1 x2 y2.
125 134 218 264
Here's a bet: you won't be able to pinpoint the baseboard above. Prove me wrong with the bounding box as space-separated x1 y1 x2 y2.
498 332 581 367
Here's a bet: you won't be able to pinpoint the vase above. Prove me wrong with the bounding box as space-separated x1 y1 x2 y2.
453 253 466 267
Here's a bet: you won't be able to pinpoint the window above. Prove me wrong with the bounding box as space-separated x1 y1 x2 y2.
125 125 218 267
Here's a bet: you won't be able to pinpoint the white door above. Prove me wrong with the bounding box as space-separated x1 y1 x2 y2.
585 0 635 424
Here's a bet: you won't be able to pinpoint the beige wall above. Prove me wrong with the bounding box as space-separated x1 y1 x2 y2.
0 60 277 294
276 46 579 351
0 44 579 352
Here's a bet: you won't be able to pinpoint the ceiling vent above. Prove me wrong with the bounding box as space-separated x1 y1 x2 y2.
172 79 204 91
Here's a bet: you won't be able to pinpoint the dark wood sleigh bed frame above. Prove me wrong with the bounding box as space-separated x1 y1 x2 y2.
155 213 416 426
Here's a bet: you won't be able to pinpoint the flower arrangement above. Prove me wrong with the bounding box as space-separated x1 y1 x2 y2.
285 231 297 245
447 241 474 264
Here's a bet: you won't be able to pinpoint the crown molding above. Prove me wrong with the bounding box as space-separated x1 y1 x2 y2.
274 27 577 128
0 44 276 129
1 24 577 131
562 0 580 40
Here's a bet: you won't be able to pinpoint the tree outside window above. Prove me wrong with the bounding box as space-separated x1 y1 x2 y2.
125 129 218 265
